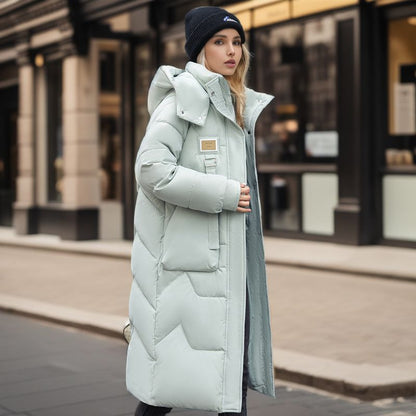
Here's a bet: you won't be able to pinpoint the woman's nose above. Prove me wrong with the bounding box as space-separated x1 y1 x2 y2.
227 44 235 56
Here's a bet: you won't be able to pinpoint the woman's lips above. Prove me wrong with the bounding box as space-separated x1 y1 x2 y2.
225 60 236 67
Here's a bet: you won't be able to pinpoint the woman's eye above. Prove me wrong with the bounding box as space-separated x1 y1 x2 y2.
233 40 241 46
214 40 223 45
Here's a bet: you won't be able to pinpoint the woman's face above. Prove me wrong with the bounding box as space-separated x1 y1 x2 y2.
204 28 242 76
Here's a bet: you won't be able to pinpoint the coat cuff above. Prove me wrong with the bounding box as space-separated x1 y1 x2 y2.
223 179 241 211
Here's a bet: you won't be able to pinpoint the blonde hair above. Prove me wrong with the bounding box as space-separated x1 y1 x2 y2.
197 43 250 128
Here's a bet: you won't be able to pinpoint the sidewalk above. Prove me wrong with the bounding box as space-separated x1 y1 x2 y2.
0 226 415 401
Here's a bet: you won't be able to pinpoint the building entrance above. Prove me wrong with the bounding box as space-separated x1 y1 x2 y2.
0 85 17 226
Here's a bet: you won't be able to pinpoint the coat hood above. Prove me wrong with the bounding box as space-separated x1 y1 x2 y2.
148 63 213 126
148 62 274 128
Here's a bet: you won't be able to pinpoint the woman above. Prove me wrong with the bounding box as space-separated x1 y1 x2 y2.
126 6 275 416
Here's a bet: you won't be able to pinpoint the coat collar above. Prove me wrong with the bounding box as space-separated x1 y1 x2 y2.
244 88 274 132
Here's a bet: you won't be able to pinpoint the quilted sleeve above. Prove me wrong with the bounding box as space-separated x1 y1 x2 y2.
136 95 241 214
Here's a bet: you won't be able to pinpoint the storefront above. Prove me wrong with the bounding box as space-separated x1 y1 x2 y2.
222 0 415 247
0 0 156 240
0 0 414 245
375 1 416 246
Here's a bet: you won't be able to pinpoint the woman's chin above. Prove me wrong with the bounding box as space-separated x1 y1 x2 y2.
219 68 237 77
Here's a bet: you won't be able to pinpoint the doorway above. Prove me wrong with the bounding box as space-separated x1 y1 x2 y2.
0 85 18 226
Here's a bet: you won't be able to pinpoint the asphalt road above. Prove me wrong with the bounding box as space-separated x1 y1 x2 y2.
0 312 415 416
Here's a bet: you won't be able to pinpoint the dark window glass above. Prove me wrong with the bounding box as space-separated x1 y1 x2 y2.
46 60 63 202
100 51 117 92
98 45 122 201
254 16 337 164
0 85 17 226
100 116 121 200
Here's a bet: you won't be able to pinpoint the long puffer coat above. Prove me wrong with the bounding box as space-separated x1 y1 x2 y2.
126 62 275 413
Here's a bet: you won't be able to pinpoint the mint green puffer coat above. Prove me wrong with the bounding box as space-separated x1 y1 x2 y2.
126 62 275 413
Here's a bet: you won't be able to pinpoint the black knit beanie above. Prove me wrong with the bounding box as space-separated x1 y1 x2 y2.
185 6 246 62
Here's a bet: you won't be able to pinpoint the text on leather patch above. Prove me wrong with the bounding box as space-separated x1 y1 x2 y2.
200 137 218 152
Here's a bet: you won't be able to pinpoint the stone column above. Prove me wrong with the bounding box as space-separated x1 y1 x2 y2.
13 57 37 234
60 47 100 239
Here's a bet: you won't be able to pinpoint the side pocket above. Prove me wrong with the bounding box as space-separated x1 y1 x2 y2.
162 207 220 272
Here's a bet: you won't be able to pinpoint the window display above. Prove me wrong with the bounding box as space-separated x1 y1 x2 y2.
385 17 416 168
254 15 337 164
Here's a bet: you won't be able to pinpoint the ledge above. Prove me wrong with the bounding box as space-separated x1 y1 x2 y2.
258 163 337 174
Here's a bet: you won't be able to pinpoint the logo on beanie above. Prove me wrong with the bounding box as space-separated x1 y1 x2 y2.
224 16 238 23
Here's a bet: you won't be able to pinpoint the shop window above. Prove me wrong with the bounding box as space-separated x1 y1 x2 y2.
254 15 338 164
46 60 63 202
385 16 416 168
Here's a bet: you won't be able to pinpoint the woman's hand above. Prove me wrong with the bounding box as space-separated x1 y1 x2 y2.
237 183 251 213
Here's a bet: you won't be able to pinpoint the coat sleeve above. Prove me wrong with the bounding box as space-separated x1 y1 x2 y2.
136 95 241 214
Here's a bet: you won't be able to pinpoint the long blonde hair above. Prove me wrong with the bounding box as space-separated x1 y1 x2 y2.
197 43 250 128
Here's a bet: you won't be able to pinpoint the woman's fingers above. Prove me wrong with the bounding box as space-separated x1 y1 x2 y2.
236 206 251 213
240 184 250 194
238 183 251 212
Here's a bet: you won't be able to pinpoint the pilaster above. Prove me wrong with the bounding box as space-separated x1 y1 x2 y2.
13 49 38 234
62 47 99 209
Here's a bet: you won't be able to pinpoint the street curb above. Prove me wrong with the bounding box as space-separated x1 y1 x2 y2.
0 238 131 260
273 349 416 401
0 294 127 340
1 294 415 401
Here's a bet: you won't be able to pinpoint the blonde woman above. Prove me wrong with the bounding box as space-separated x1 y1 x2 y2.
127 6 275 416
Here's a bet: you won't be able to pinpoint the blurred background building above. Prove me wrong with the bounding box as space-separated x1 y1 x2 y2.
0 0 415 246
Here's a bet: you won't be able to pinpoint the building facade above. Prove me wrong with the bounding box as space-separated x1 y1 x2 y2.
0 0 415 246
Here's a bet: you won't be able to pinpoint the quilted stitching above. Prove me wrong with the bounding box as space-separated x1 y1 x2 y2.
126 62 275 412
